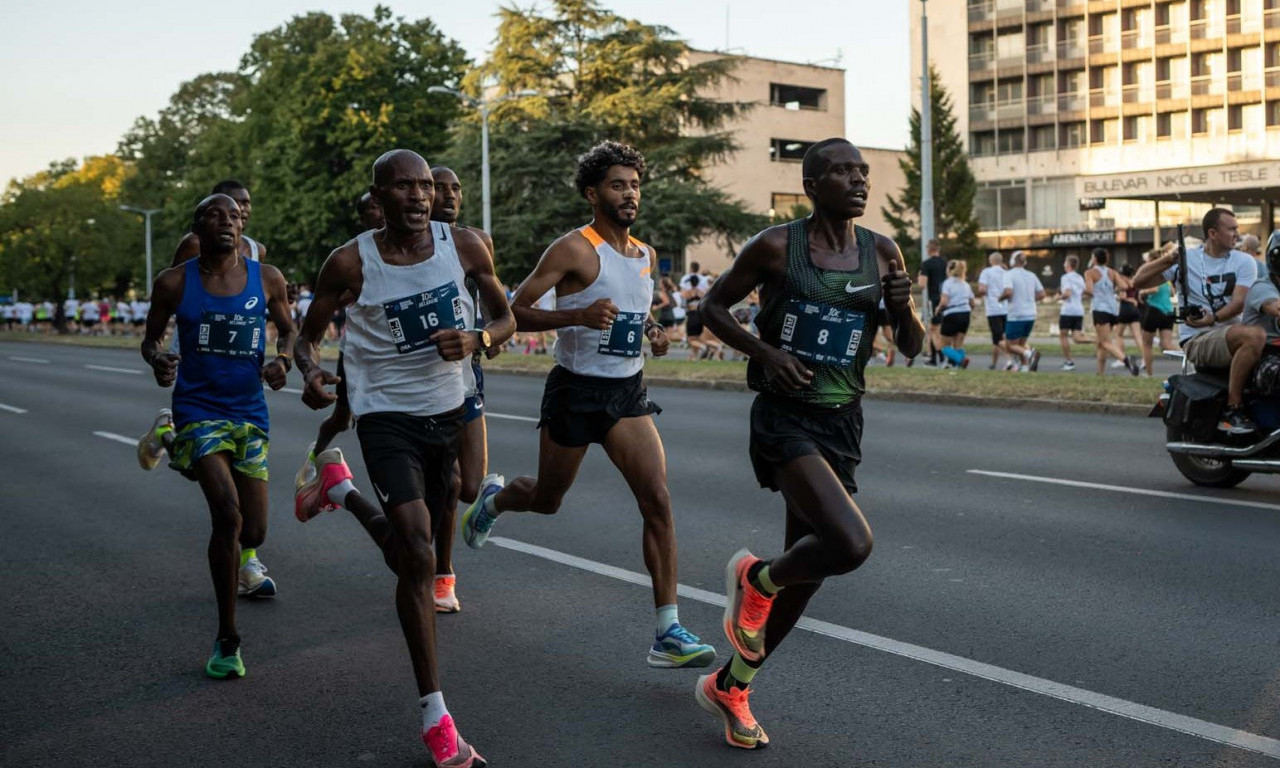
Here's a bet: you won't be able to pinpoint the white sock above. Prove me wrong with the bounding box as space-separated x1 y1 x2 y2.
327 479 355 506
420 691 449 731
483 493 500 518
1022 348 1033 360
656 604 679 635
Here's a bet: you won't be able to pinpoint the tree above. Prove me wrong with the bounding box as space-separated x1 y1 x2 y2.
883 65 981 271
0 156 136 327
440 0 766 281
116 7 469 281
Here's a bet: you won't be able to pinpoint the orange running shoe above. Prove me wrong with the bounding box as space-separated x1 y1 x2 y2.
434 574 460 613
695 672 769 749
722 549 775 663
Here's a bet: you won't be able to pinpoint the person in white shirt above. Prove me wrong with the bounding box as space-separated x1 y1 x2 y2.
116 299 132 335
1134 207 1264 435
2 302 15 331
679 261 702 292
79 298 101 334
936 259 975 368
976 252 1011 370
1056 255 1090 371
1004 251 1046 371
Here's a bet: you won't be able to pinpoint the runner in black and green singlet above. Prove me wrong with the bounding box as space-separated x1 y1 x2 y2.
695 138 924 750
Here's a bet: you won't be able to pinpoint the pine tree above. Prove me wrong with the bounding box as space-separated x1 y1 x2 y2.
883 65 981 272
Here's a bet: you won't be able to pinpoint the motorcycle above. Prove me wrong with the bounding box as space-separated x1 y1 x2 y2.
1152 228 1280 488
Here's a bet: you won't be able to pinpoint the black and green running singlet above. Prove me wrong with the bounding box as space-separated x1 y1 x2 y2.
747 219 881 408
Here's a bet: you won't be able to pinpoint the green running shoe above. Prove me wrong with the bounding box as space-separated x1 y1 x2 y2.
205 638 245 679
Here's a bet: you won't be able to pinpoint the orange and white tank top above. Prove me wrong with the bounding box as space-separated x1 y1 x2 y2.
553 225 655 379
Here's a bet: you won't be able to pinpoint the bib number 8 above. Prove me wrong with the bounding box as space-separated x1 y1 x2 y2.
817 329 829 345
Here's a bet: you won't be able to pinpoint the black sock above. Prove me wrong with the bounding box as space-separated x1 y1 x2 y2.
746 560 772 595
217 634 241 656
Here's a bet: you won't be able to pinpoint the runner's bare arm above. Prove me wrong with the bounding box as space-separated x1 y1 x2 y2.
294 243 361 409
511 235 617 331
704 226 812 390
170 233 200 269
876 234 924 358
260 264 295 390
141 268 184 387
434 228 515 360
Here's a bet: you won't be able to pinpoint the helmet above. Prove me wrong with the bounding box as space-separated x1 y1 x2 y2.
1267 230 1280 281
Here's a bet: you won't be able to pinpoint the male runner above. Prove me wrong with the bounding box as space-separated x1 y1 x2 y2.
1057 255 1089 371
976 252 1011 370
171 181 267 266
139 193 295 678
293 149 513 767
697 138 923 749
917 238 945 365
1004 251 1045 371
460 140 716 669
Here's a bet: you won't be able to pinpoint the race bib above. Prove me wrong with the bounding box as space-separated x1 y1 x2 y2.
779 299 866 367
197 312 263 358
598 312 646 357
384 283 466 354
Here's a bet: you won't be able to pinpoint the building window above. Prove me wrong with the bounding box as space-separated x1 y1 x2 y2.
1229 105 1244 131
1090 118 1117 144
1123 116 1138 141
1157 112 1173 137
769 83 826 111
971 131 997 157
1029 125 1056 151
770 193 811 219
769 138 814 162
998 130 1025 154
996 77 1024 102
1060 121 1086 148
1192 108 1222 134
1268 102 1280 127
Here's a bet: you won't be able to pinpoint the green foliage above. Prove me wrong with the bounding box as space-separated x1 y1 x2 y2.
117 7 468 281
443 0 766 282
882 65 981 272
0 157 137 310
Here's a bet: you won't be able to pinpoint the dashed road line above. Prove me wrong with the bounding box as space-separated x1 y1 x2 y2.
94 431 138 446
84 364 143 375
0 403 28 414
9 356 50 364
968 469 1280 513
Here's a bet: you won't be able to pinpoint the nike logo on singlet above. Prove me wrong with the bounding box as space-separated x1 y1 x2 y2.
845 282 875 294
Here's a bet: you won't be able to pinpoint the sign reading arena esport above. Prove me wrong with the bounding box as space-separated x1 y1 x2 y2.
1075 160 1277 199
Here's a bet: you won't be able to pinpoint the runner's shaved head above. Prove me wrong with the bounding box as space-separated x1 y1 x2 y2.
192 193 239 229
373 149 429 187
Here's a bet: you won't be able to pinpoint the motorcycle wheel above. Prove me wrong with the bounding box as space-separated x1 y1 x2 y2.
1166 424 1252 488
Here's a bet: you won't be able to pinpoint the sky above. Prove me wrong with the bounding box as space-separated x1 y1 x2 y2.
0 0 911 189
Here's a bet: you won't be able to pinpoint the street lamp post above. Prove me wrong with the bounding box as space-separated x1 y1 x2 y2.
427 86 539 234
120 205 162 293
919 0 935 325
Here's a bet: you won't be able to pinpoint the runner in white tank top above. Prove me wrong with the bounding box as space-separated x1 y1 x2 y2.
459 140 716 671
292 150 514 767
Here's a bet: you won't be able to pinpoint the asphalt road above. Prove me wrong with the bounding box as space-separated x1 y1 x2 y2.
4 340 1280 767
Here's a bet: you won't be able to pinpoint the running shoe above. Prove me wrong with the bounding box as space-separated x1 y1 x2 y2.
1126 355 1141 377
205 638 245 679
1061 361 1076 371
722 549 775 663
648 623 716 668
960 357 970 369
434 574 460 614
238 555 277 598
294 440 317 491
1110 359 1127 369
136 408 173 470
295 448 354 522
1028 349 1042 372
461 473 505 549
695 672 769 749
422 715 486 767
1219 407 1259 436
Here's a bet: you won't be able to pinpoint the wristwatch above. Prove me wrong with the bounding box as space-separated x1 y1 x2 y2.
474 329 492 351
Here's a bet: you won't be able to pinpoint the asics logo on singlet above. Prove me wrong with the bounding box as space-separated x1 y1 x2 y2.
844 282 874 295
244 297 260 310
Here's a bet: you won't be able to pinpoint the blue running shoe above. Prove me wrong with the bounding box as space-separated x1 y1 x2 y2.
647 623 716 668
461 473 504 549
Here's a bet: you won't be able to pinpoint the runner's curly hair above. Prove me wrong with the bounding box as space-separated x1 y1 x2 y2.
575 141 645 198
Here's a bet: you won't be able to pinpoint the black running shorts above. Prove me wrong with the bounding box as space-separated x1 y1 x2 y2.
1141 306 1175 333
1059 315 1083 332
539 365 661 447
987 315 1006 345
1118 301 1141 324
356 408 465 533
939 312 970 337
749 395 863 495
1092 310 1119 327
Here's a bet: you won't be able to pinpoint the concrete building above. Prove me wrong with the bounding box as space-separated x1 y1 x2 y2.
682 51 906 274
912 0 1280 269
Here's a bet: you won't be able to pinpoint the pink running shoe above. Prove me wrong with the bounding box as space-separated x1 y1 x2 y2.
423 715 486 767
434 574 461 613
294 448 353 522
722 549 776 663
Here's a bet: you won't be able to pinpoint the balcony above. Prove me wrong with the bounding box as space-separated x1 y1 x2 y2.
970 51 996 72
1190 75 1214 95
1120 29 1148 49
1189 19 1223 39
971 102 997 122
1089 35 1118 54
1058 40 1088 59
1121 85 1146 103
1027 94 1057 115
1089 88 1120 107
968 1 994 22
1266 67 1280 88
1155 80 1187 100
1026 0 1055 11
1154 25 1189 45
1267 8 1280 29
1059 93 1088 112
1027 43 1054 64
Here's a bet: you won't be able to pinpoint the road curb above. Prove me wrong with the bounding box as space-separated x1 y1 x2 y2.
485 366 1152 417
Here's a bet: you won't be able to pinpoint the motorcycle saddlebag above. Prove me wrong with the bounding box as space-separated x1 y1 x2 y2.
1163 373 1227 441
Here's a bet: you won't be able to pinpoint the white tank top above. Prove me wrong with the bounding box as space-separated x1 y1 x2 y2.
1091 266 1119 315
553 225 654 379
244 235 260 261
344 222 474 417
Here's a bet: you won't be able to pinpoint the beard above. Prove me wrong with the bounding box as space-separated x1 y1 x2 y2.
603 200 637 228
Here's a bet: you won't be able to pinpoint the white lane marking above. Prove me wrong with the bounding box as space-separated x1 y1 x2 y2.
487 412 539 423
84 364 143 375
94 431 138 446
488 536 1280 760
266 387 305 395
968 470 1280 513
9 356 50 364
0 403 28 414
